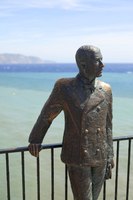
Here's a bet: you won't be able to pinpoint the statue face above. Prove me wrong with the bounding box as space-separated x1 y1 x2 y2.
79 50 104 81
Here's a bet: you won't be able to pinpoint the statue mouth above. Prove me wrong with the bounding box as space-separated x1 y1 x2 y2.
97 70 103 77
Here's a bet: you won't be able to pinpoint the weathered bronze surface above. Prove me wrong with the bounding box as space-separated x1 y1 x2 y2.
28 45 114 200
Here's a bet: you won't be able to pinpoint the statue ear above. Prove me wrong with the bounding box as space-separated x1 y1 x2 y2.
80 61 86 69
79 63 87 75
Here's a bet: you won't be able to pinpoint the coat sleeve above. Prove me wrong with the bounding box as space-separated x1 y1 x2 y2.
28 79 63 144
106 85 114 161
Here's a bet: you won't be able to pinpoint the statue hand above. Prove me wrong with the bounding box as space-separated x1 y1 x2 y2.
28 143 42 157
105 158 114 180
107 158 115 169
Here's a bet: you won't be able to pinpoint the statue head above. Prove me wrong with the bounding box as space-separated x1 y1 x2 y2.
75 45 104 81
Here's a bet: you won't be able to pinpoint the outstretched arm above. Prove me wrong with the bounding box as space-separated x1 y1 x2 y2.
104 85 114 180
28 80 63 156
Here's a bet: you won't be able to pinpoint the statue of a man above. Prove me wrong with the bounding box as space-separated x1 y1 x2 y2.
28 45 114 200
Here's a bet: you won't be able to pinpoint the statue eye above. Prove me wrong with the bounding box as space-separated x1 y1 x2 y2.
96 58 100 62
95 59 102 63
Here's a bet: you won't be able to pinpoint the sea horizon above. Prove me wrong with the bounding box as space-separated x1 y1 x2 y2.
0 63 133 73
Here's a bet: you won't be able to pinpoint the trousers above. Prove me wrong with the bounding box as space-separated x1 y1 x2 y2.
67 164 106 200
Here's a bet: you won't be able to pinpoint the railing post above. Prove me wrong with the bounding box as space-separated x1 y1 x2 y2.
103 181 106 200
126 139 131 200
115 140 120 200
21 151 26 200
51 148 54 200
65 165 68 200
37 156 40 200
6 153 10 200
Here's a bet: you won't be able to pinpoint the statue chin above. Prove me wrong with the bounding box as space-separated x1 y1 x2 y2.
97 72 102 77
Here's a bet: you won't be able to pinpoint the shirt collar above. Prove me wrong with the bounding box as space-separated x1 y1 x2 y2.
76 73 97 87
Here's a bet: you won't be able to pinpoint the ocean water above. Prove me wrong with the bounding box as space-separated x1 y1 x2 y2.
0 64 133 199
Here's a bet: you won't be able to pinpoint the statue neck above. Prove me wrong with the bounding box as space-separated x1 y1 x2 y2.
77 73 96 86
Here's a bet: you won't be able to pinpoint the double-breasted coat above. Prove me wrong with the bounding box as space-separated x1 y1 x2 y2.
29 74 114 167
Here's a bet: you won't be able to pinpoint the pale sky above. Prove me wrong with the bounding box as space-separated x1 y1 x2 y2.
0 0 133 63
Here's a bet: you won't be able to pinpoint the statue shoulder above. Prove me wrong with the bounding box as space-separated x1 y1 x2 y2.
98 80 112 94
55 77 75 87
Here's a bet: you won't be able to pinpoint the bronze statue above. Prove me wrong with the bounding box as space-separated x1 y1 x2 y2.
28 45 114 200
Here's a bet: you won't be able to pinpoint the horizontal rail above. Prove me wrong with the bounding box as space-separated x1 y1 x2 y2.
0 143 62 154
113 135 133 141
0 135 133 154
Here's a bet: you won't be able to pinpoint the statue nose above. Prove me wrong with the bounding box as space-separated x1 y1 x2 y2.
100 61 104 68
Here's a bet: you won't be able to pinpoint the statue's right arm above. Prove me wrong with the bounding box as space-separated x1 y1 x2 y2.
28 80 63 156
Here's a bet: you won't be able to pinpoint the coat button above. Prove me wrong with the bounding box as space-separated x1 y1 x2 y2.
85 129 89 134
84 149 88 156
96 148 100 152
96 148 100 155
97 128 101 133
96 106 101 112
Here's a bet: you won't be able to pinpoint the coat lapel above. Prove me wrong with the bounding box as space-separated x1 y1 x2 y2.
83 87 105 113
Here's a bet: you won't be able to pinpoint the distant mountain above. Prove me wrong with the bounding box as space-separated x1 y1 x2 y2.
0 53 53 64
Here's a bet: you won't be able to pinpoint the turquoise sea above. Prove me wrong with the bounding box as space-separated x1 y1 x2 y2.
0 64 133 199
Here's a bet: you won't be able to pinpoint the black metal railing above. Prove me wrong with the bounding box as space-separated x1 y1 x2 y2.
0 135 133 200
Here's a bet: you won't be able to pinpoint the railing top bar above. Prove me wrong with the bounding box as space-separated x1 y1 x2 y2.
0 143 62 154
42 143 62 149
0 135 133 154
113 135 133 141
0 146 28 154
